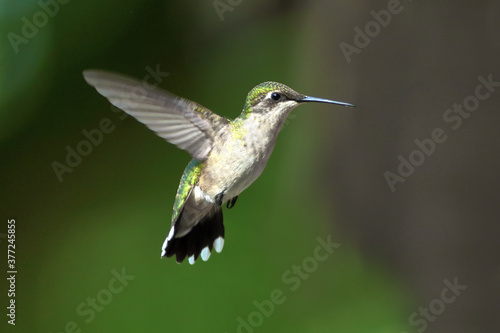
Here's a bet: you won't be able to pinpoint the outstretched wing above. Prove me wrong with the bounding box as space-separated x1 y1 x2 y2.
83 69 227 161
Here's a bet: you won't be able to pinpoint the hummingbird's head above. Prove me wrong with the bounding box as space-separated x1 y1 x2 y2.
240 81 354 123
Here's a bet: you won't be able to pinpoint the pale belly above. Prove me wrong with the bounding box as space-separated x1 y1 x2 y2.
198 137 276 203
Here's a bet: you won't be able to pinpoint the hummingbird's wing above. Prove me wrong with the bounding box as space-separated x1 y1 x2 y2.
83 70 228 161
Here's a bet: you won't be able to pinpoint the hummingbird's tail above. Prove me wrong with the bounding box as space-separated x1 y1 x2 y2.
161 206 224 264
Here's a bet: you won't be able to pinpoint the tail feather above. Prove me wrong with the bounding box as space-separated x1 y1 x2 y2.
162 206 225 264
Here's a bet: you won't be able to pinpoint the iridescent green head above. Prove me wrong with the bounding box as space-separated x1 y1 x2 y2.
240 81 354 119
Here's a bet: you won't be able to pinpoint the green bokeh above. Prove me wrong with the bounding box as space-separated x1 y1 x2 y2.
1 1 410 332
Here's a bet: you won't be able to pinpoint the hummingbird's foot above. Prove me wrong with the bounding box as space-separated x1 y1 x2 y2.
226 196 238 209
215 192 225 206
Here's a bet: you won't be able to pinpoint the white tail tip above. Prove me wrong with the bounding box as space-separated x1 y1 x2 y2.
213 236 224 253
161 226 176 257
201 246 211 261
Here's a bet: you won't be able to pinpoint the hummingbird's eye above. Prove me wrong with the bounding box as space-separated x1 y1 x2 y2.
271 92 281 101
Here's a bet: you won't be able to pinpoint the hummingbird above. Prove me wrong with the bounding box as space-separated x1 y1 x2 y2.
83 70 354 265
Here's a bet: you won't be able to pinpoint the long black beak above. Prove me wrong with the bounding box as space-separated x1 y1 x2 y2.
300 96 355 108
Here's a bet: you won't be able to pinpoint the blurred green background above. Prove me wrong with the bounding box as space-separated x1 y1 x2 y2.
1 1 499 332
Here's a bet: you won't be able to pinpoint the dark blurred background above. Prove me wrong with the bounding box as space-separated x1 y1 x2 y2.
1 1 499 332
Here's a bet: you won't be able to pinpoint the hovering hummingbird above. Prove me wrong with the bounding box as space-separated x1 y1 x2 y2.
83 70 354 265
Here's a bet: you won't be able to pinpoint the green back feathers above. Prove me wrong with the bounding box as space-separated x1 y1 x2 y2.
172 159 203 222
